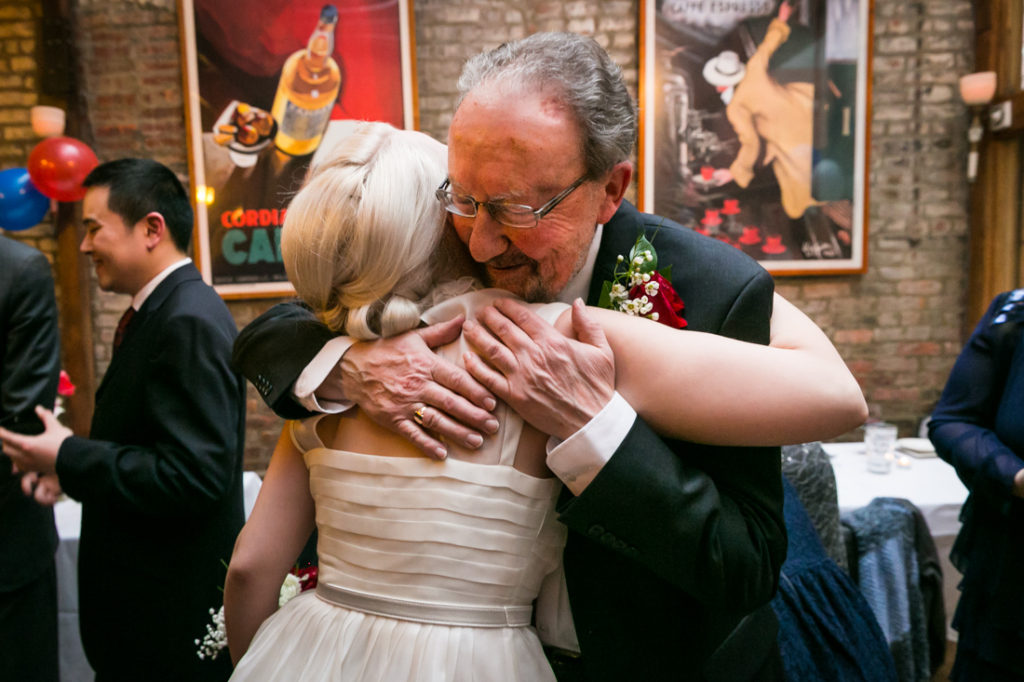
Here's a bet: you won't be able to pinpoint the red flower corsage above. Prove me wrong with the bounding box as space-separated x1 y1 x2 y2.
598 231 687 328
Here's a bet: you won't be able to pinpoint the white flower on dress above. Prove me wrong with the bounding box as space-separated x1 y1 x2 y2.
278 572 302 607
196 568 316 661
195 606 226 661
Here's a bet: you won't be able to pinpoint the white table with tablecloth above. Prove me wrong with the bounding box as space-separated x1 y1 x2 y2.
54 471 263 682
822 441 968 639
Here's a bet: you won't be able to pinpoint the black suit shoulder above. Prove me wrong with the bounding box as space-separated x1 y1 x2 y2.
149 265 237 333
594 201 774 342
0 238 60 430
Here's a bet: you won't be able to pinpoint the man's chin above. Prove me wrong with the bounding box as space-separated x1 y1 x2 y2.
484 268 552 303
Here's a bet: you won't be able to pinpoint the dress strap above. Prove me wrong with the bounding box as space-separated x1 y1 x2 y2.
316 582 532 628
289 415 331 454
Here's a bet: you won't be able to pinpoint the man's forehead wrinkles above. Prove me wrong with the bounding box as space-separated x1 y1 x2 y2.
449 178 529 203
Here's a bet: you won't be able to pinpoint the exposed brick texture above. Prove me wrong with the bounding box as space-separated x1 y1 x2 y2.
0 0 977 471
0 1 55 268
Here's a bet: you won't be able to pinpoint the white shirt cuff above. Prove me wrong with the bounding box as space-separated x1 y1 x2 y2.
546 392 636 496
293 336 356 414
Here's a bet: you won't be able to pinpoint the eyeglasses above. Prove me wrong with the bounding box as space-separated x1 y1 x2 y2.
435 174 588 229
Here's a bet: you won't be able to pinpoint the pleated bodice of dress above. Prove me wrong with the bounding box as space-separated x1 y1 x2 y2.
230 290 569 681
302 443 566 614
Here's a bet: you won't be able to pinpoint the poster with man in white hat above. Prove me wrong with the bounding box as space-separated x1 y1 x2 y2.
642 0 868 274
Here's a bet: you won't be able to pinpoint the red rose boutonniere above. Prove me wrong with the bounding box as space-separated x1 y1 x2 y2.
57 370 76 397
54 370 76 421
598 231 687 328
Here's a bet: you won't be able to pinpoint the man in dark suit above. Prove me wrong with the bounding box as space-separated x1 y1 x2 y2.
0 235 61 682
0 159 245 682
232 34 785 681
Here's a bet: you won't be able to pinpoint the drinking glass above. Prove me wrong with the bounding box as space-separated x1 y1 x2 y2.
864 422 898 474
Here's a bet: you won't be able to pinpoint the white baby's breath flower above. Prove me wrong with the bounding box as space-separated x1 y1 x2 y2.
196 606 227 660
599 229 685 328
197 571 310 662
635 296 653 315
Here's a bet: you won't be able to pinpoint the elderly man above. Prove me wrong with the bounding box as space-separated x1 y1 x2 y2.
0 159 246 682
233 33 786 681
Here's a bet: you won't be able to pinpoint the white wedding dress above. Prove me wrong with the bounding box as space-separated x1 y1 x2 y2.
230 290 569 681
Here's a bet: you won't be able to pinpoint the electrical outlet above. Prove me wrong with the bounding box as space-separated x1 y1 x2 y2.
990 100 1013 131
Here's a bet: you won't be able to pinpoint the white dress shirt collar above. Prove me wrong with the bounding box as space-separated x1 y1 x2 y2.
556 223 603 304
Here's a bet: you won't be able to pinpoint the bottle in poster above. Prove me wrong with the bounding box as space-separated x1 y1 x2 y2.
271 4 341 157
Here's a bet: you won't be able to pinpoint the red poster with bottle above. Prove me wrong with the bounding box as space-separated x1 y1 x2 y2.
180 0 415 297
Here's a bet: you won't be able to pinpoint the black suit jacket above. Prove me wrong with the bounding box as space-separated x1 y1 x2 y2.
232 202 785 680
56 264 245 681
0 236 60 592
564 201 785 681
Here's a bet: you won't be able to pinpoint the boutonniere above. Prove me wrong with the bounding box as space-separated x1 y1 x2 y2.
54 370 75 420
598 231 687 328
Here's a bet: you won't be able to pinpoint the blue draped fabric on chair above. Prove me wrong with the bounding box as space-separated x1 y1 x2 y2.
772 476 898 681
842 497 946 682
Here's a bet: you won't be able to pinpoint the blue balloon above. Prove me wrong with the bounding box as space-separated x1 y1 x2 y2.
0 167 51 231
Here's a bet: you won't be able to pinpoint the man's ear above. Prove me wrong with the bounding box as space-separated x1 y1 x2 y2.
142 212 167 250
596 161 633 224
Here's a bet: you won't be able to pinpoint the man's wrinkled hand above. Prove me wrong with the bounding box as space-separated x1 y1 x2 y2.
339 315 498 460
0 405 71 475
463 298 615 440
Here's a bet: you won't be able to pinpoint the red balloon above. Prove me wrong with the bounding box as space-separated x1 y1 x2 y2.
28 136 99 202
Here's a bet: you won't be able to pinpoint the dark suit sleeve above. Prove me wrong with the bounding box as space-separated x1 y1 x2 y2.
558 267 786 613
56 311 242 518
0 245 60 591
231 300 338 420
1 248 60 434
929 292 1024 502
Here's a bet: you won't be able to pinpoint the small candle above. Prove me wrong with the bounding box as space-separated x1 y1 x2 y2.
897 455 912 468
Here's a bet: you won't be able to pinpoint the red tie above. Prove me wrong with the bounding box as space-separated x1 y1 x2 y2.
113 306 136 351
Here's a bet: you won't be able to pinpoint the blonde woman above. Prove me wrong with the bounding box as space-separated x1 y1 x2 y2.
225 121 865 681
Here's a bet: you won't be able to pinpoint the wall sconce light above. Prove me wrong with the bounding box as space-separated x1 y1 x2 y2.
30 105 66 137
959 71 997 182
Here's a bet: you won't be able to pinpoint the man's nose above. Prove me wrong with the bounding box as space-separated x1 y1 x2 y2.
79 234 91 253
466 211 508 263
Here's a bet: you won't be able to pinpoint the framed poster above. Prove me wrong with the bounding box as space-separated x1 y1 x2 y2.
639 0 872 275
179 0 417 298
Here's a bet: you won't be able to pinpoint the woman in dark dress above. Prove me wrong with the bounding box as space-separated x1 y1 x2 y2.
929 289 1024 681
